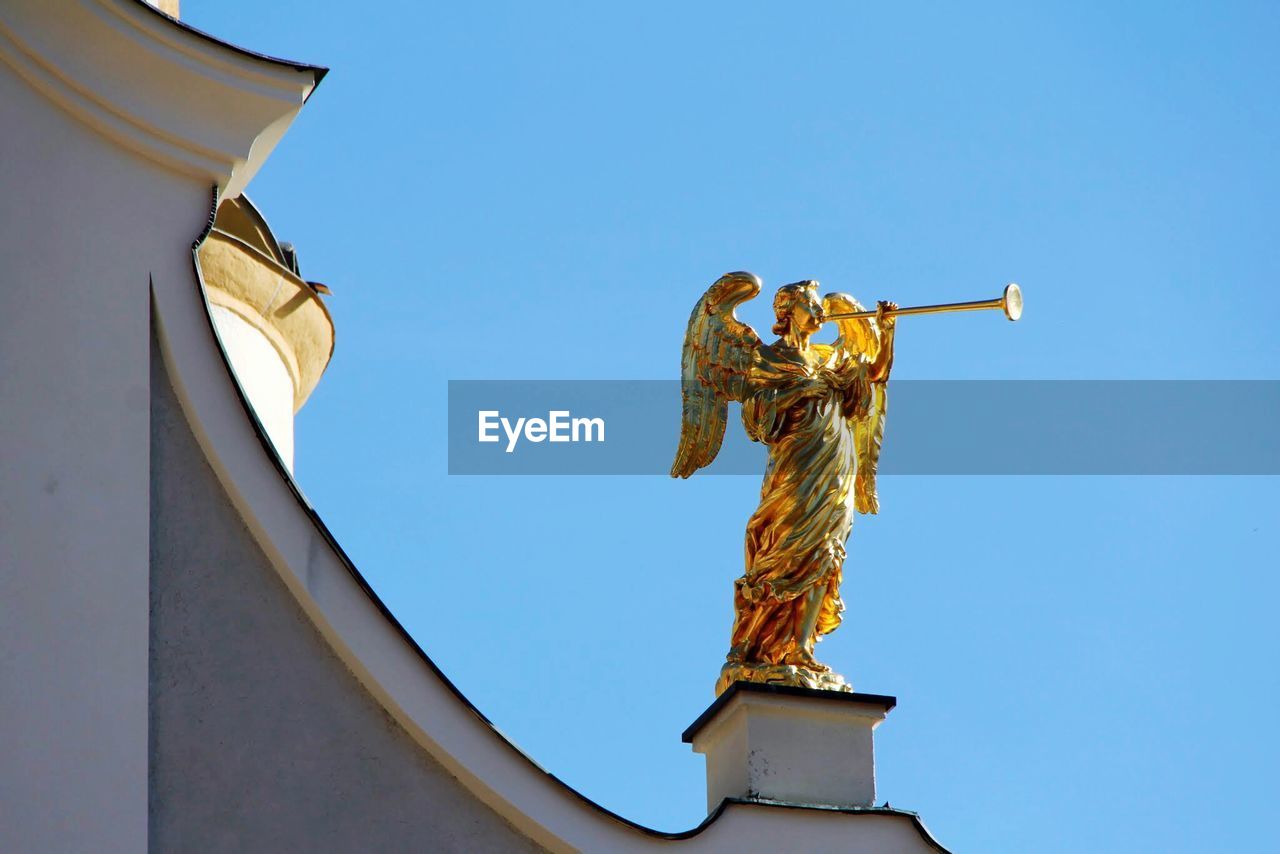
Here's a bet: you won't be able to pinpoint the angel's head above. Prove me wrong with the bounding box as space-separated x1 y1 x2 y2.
772 281 824 341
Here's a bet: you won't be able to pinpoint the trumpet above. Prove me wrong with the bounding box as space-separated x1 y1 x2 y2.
824 283 1023 323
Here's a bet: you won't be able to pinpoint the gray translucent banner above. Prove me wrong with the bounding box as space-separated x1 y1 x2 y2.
447 380 1279 475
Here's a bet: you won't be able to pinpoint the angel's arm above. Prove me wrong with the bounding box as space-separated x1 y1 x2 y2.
823 293 897 384
867 300 897 383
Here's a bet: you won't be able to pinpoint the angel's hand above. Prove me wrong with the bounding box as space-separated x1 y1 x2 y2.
876 300 898 331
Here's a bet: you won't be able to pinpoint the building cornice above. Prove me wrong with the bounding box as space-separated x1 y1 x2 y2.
0 0 323 198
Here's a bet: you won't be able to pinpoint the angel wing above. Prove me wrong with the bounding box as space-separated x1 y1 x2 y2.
823 292 887 514
670 272 764 478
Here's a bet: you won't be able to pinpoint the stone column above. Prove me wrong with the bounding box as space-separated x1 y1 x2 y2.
197 203 334 472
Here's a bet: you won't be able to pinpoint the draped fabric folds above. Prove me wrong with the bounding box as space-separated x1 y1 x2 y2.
720 342 874 690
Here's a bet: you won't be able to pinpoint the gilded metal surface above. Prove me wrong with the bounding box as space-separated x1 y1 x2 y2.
823 282 1023 322
674 274 1021 695
672 273 896 695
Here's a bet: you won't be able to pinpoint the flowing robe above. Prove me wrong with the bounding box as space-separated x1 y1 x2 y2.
726 341 873 670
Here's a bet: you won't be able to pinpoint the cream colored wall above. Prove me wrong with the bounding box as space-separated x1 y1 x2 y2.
0 55 209 854
0 2 318 850
150 352 545 850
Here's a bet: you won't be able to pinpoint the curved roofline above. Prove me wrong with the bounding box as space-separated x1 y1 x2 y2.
154 187 953 852
128 0 328 90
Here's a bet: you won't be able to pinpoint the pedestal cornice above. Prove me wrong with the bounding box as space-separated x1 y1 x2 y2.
683 681 897 744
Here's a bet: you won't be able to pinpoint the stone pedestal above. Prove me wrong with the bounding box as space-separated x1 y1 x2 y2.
683 682 896 812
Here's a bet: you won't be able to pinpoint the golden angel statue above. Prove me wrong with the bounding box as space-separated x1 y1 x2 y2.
672 272 897 695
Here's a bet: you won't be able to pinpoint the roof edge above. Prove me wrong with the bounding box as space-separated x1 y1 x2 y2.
169 233 953 848
128 0 328 83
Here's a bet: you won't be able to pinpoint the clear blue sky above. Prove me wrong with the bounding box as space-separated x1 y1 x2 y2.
187 2 1278 850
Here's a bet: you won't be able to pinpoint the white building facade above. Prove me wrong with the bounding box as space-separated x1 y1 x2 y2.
0 3 948 851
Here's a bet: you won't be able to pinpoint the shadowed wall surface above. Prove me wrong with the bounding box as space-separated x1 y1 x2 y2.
148 334 545 853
